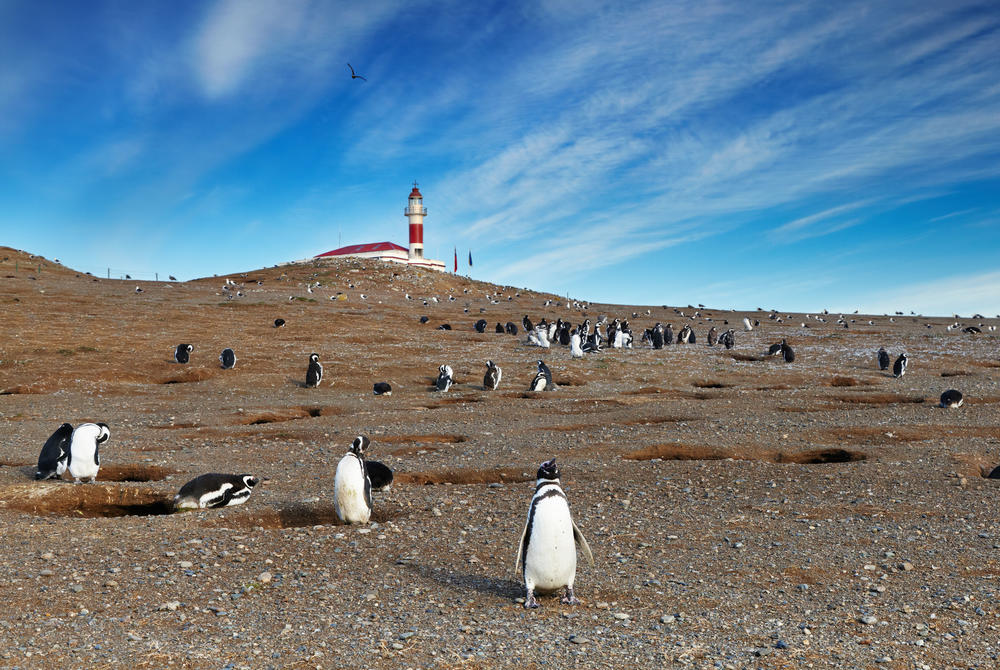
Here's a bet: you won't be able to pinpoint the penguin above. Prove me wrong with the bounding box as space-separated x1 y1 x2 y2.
506 322 518 336
35 422 73 480
523 315 534 333
373 382 392 396
334 436 373 524
515 458 594 608
767 343 782 356
305 353 323 388
220 348 237 369
537 359 553 386
663 324 674 345
173 474 259 510
877 347 890 370
66 422 110 483
419 316 429 324
174 344 193 364
484 360 502 390
892 353 907 378
570 330 584 358
743 317 753 331
436 364 454 392
496 322 505 333
706 327 717 347
437 324 452 331
780 339 795 363
528 371 547 392
939 389 963 408
274 318 285 328
364 460 394 491
474 319 488 333
987 463 1000 479
721 329 736 349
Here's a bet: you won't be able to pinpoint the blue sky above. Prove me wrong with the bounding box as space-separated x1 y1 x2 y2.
1 1 999 316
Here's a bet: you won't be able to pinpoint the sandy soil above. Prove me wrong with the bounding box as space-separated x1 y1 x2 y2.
1 246 999 669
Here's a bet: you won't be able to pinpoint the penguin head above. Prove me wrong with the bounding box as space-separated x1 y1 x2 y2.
186 344 193 353
350 435 371 456
537 458 560 481
96 423 111 444
242 475 259 489
485 360 494 369
310 353 320 363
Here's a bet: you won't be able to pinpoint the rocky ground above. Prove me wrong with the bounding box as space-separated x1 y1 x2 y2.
1 246 999 669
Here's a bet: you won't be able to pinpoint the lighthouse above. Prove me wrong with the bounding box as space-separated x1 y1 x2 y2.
308 183 445 271
405 182 426 260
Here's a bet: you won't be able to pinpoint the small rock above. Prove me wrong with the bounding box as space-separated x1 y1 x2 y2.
613 612 630 620
660 614 676 624
569 635 589 644
69 584 83 593
178 561 193 569
900 562 914 571
258 572 272 584
158 601 181 611
860 615 878 625
39 570 53 577
399 632 415 640
391 643 404 650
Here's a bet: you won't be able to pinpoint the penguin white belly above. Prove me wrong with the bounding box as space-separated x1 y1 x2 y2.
524 499 577 592
334 456 371 524
68 443 99 481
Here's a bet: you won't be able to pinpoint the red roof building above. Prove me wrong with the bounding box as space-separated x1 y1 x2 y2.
316 242 407 257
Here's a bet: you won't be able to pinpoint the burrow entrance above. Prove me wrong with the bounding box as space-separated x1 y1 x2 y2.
624 444 867 464
4 484 174 518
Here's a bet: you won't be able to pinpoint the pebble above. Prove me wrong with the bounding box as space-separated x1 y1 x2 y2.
613 612 630 620
39 570 53 577
399 632 416 640
900 562 914 571
258 572 272 584
69 584 83 593
569 635 589 644
178 561 193 569
158 601 181 611
660 615 676 624
860 615 878 625
391 643 404 650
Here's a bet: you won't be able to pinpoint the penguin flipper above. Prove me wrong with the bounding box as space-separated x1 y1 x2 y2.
515 518 530 577
572 520 595 567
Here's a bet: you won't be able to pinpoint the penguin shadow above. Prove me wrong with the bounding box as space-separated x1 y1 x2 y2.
399 561 521 602
287 376 309 389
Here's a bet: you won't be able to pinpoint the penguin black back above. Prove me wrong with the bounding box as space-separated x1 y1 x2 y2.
780 339 795 363
36 422 74 480
506 322 518 336
892 353 907 377
474 319 487 333
174 344 193 364
373 382 392 395
877 347 890 370
305 353 323 388
220 348 237 369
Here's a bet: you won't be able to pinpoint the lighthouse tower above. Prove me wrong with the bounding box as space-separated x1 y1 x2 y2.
405 182 426 260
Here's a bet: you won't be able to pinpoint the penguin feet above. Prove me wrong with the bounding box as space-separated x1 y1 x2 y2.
561 588 581 606
524 591 539 609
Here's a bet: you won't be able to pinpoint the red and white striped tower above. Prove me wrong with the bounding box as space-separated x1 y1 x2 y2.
404 182 426 260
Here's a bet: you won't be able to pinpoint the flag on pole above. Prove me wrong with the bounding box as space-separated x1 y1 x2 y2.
468 251 473 267
453 247 458 272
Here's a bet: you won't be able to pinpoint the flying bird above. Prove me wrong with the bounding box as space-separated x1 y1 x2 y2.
347 63 366 81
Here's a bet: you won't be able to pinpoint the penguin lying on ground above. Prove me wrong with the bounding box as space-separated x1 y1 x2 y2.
174 344 193 364
373 382 392 396
940 389 963 408
174 474 259 510
36 423 73 480
515 458 594 608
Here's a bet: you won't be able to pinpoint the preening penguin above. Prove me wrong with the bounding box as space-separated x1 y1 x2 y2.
570 331 584 358
877 347 890 371
940 389 963 408
474 319 488 333
436 364 454 392
174 474 259 510
274 318 286 328
528 370 547 392
484 360 502 390
36 423 73 480
305 353 323 388
334 436 374 524
220 348 237 369
780 339 795 363
515 458 594 608
364 460 394 491
67 422 110 483
767 343 782 357
706 327 717 347
174 344 193 364
373 382 392 396
892 353 908 378
537 360 552 386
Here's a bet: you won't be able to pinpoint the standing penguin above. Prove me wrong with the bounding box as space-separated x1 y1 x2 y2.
877 347 890 371
305 353 323 388
537 360 552 386
570 330 584 358
663 324 674 345
650 324 665 349
174 474 259 510
528 369 547 392
706 327 718 347
523 315 534 333
220 348 237 369
780 339 795 363
174 344 193 364
484 360 502 390
436 364 453 392
892 353 908 378
334 436 373 524
36 423 74 480
474 319 488 333
67 423 110 483
515 458 594 608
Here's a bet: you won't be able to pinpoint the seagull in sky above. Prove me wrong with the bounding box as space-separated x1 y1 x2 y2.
347 63 366 81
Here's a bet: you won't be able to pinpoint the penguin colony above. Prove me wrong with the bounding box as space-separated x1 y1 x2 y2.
26 270 995 610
